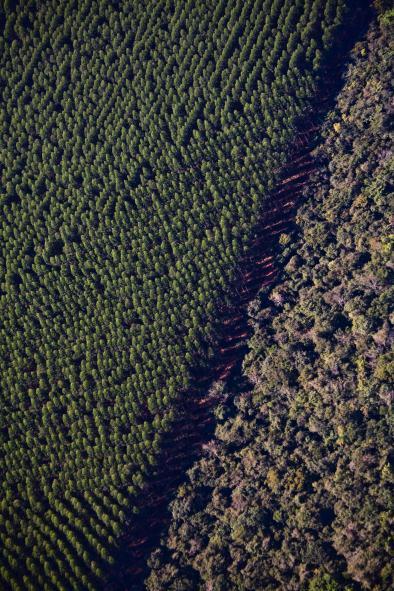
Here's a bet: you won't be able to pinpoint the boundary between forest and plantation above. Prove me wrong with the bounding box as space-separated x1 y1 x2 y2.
104 4 373 589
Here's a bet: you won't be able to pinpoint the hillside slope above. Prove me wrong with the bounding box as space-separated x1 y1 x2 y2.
146 15 393 591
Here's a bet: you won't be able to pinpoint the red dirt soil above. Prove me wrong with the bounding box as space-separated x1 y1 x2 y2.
103 13 373 584
104 128 316 591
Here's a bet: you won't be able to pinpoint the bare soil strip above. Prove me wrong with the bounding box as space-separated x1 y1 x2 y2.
105 16 372 587
104 127 317 590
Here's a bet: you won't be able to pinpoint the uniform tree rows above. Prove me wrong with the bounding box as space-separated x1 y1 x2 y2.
1 0 353 588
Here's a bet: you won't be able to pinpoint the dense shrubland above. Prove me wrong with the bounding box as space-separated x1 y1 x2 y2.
146 15 393 591
0 0 362 588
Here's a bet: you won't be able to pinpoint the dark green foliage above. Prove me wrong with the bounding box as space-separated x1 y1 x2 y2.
0 0 354 587
146 19 393 591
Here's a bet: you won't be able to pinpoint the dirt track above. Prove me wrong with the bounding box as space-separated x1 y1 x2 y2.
104 127 316 590
102 10 373 586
